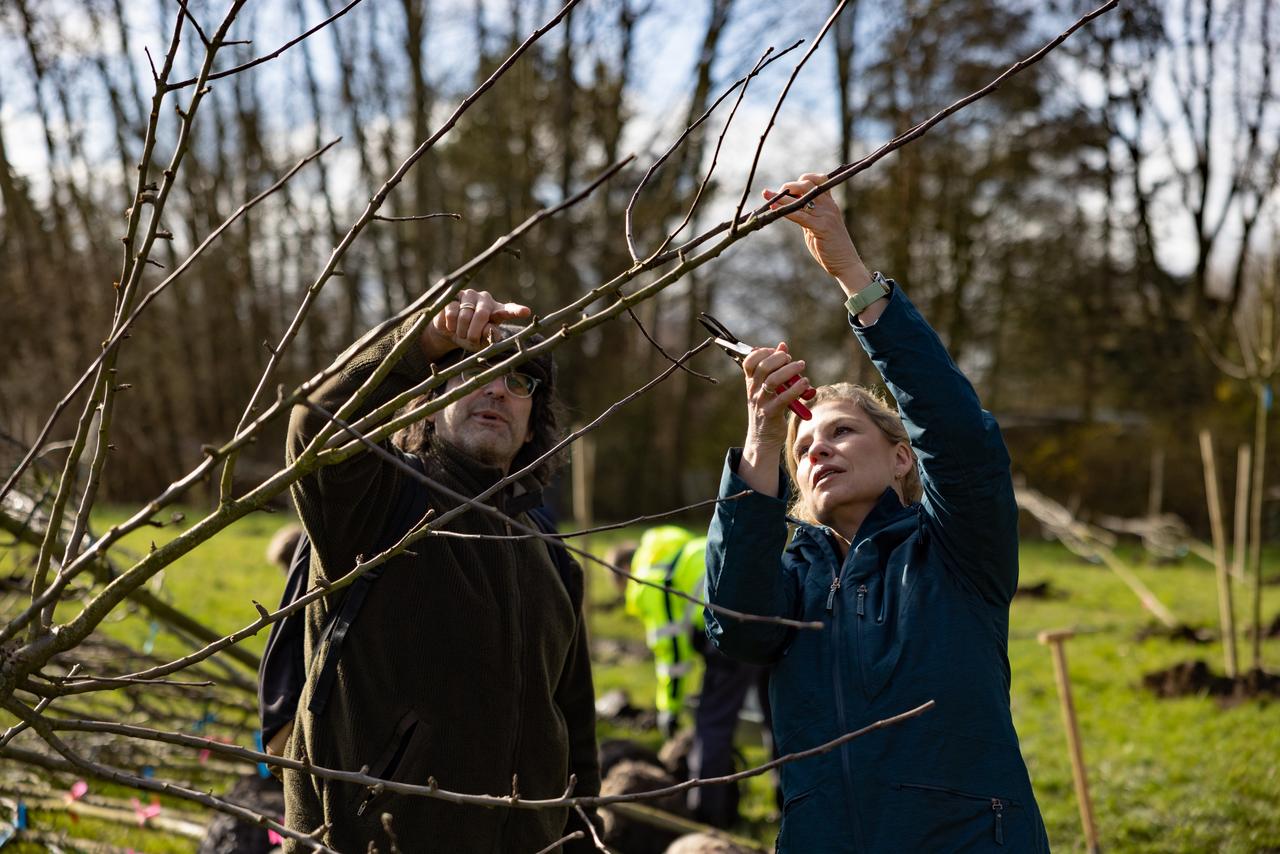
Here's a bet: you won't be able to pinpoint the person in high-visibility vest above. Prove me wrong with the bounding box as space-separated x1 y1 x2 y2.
623 525 776 829
624 525 707 737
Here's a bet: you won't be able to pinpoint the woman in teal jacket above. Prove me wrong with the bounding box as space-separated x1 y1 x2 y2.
705 173 1050 853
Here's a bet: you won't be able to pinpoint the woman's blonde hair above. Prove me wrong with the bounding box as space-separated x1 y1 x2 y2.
783 383 922 524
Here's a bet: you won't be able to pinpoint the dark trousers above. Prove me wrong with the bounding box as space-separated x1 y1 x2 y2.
687 643 774 828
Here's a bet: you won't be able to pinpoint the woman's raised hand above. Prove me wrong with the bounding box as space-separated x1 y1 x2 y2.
420 288 533 361
763 173 872 295
743 342 811 451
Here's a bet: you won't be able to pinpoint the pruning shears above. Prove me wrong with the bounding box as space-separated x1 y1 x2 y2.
699 312 815 420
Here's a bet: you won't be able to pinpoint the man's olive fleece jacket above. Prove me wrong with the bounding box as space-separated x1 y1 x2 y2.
282 320 600 853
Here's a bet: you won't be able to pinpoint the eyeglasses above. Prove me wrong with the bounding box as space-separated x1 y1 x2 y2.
457 370 541 399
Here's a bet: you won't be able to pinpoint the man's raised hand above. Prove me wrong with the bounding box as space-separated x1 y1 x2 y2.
420 288 533 361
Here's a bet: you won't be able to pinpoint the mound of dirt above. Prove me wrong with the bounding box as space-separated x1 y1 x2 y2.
595 689 659 730
666 832 758 854
1134 623 1214 644
1014 581 1061 600
600 738 664 780
601 760 689 854
1142 659 1280 701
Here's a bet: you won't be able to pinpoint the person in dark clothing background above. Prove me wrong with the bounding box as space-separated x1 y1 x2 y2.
282 288 600 853
622 526 776 829
704 174 1050 852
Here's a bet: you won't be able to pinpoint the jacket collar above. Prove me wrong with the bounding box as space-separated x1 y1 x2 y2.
792 487 917 556
426 433 544 514
852 487 915 546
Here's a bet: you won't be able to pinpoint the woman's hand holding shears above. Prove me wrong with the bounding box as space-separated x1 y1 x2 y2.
743 342 813 449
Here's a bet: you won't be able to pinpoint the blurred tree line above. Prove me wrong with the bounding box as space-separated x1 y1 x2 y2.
0 0 1276 535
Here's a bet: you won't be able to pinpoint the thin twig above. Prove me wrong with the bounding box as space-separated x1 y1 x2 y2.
174 0 211 48
732 1 850 234
169 0 369 90
574 804 611 853
650 42 792 260
626 308 718 381
41 674 214 689
624 38 804 261
534 832 585 854
435 491 753 542
0 694 53 748
372 212 462 223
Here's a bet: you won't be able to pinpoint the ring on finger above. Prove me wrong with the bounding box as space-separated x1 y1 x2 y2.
804 200 816 210
458 302 477 311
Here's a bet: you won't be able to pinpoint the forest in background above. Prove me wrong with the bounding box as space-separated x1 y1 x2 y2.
1 0 1277 531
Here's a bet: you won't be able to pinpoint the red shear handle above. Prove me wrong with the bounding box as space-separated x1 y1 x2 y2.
775 375 817 420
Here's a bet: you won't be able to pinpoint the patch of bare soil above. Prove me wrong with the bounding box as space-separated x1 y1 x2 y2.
1134 623 1215 644
596 688 659 730
1014 581 1062 599
1142 659 1280 702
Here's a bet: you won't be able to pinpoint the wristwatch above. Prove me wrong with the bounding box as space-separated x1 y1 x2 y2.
844 271 892 316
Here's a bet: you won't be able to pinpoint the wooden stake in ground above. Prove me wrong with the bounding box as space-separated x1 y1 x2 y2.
1037 629 1100 854
1232 444 1251 584
1198 430 1238 678
1016 486 1180 629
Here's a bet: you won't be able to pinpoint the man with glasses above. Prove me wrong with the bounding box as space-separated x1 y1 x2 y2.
283 289 599 852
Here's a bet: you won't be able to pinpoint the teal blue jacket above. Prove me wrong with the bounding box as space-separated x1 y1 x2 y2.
705 286 1050 853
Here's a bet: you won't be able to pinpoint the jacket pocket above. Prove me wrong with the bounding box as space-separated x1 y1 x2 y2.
776 786 820 853
892 782 1015 847
356 709 426 819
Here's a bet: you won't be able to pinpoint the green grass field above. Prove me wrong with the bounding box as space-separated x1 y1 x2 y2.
3 511 1279 852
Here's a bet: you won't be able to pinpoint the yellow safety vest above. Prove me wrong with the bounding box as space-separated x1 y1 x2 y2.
625 526 707 721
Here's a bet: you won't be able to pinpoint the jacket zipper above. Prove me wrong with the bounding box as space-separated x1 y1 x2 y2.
822 535 864 850
895 783 1012 846
856 584 866 617
356 720 419 817
494 518 525 851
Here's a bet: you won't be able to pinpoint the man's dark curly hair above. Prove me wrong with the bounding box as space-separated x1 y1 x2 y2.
394 325 565 487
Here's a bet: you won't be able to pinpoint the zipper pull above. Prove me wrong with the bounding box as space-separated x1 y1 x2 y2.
825 576 841 612
356 779 384 817
992 799 1004 845
856 584 867 617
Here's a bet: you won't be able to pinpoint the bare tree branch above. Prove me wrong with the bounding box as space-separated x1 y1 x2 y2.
168 0 369 90
732 1 850 234
38 700 935 812
309 399 822 630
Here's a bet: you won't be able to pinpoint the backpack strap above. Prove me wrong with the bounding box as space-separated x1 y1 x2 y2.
308 455 428 717
257 534 314 744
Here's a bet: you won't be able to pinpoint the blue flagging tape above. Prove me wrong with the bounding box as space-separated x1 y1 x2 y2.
254 730 271 778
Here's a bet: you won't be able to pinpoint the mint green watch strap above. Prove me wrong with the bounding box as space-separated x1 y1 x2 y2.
844 271 891 316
